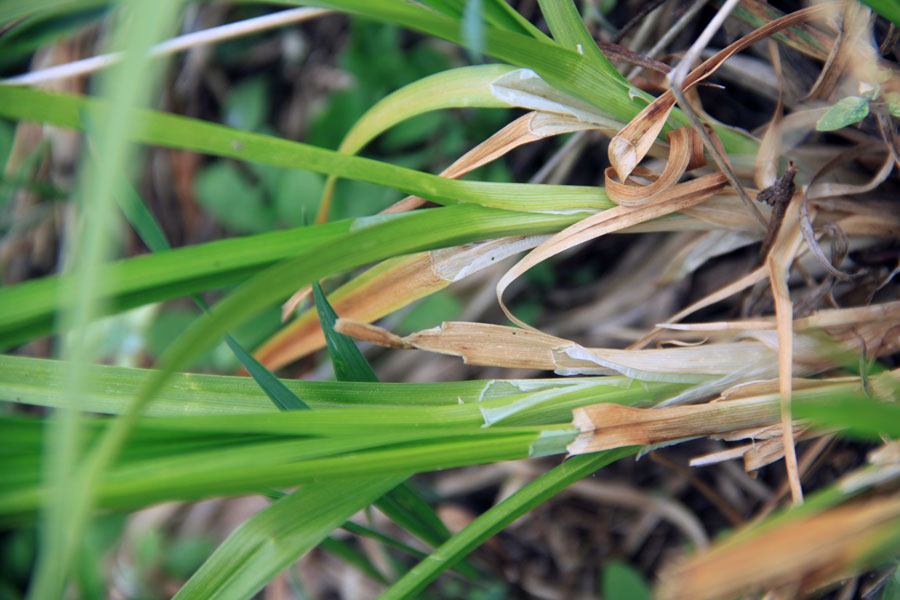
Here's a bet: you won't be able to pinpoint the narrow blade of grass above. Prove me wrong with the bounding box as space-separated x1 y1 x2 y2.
313 281 377 382
172 476 406 600
314 282 466 569
379 447 637 598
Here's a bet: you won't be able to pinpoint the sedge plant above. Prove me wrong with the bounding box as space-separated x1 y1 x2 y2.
2 1 900 598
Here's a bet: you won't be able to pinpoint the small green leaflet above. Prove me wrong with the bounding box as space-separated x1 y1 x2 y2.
816 96 869 131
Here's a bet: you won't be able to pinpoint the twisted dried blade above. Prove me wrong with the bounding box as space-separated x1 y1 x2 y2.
608 3 835 183
498 126 726 329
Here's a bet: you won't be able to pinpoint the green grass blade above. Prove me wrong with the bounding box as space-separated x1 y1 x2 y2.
859 1 900 27
335 64 514 156
342 521 430 563
793 392 900 440
479 0 549 40
0 424 575 523
462 0 486 59
318 536 390 584
0 205 582 348
377 483 452 547
220 336 310 410
0 85 614 213
378 448 637 599
418 0 547 39
313 283 462 569
313 281 378 382
535 0 622 80
173 477 406 600
0 218 349 347
27 1 183 597
0 354 629 415
316 63 513 220
105 159 171 254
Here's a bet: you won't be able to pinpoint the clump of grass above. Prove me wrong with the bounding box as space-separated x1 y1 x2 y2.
1 1 900 598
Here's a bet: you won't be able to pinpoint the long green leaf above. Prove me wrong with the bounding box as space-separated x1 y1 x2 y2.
0 205 583 347
176 273 429 599
536 0 622 80
312 284 466 567
1 354 642 415
173 477 405 600
0 424 576 523
0 218 349 347
0 85 613 213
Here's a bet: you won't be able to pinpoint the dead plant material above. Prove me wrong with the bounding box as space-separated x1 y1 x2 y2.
766 194 808 503
566 398 782 456
257 236 545 370
734 0 833 61
608 3 835 183
657 496 900 600
754 40 785 190
334 311 900 383
497 126 726 330
756 160 798 265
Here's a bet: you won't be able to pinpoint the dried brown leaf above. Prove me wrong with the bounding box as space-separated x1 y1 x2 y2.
258 236 543 370
658 497 900 600
567 397 781 455
499 126 726 329
609 3 835 183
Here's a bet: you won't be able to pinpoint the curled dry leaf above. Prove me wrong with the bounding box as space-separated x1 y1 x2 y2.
608 3 835 183
498 125 727 330
657 496 900 600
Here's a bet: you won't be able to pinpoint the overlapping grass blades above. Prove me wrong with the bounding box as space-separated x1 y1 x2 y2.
173 285 442 597
5 0 896 596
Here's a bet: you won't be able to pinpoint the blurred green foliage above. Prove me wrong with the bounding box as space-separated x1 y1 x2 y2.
193 19 511 229
396 290 463 334
602 560 652 600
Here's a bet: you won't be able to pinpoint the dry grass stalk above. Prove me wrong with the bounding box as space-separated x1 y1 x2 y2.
566 396 782 455
766 186 807 503
255 236 545 370
497 126 726 329
334 316 899 383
